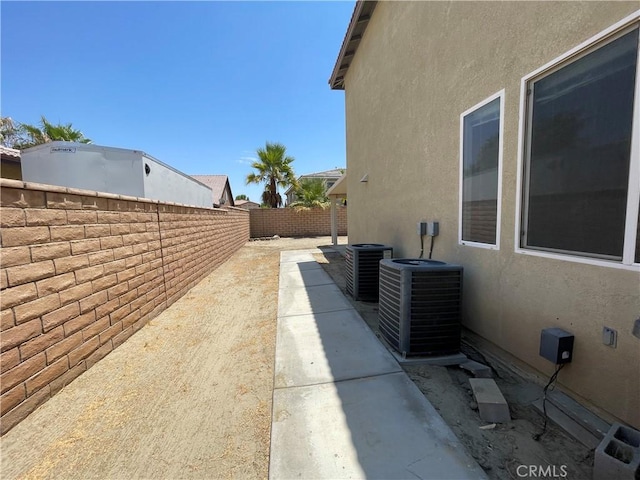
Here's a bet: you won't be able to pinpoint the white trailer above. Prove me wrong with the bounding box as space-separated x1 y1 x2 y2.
21 142 212 208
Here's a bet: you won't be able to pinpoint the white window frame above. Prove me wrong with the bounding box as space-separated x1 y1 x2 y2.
458 90 505 250
515 10 640 271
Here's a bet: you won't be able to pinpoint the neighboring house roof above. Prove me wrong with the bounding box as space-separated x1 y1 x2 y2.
285 168 346 196
1 146 22 181
190 175 235 207
329 1 377 90
298 168 345 179
235 199 260 209
0 146 21 160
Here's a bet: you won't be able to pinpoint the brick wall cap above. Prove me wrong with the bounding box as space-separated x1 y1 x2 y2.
0 180 206 209
95 191 126 200
0 179 25 189
22 182 69 194
56 186 98 197
225 206 250 213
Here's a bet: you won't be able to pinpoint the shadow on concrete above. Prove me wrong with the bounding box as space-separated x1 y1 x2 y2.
271 251 486 479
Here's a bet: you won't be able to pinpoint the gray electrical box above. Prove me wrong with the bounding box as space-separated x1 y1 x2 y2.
417 221 439 236
539 328 574 364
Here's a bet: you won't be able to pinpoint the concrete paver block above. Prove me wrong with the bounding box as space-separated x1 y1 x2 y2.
275 309 402 388
594 423 640 480
460 360 492 378
545 388 611 439
532 398 600 449
469 378 511 423
270 372 488 480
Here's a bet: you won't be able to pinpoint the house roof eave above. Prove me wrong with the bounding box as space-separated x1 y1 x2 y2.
328 0 377 90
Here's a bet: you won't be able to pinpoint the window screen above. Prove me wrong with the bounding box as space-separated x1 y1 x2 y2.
524 29 638 259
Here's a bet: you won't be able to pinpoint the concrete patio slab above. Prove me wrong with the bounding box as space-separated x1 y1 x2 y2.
277 283 353 318
271 249 487 480
280 250 318 263
279 260 323 273
274 309 402 388
270 372 488 480
278 266 334 288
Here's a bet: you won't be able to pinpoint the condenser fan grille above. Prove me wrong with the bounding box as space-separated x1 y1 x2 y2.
409 270 462 354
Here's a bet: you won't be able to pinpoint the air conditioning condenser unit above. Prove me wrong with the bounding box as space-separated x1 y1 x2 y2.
378 259 463 357
345 244 393 301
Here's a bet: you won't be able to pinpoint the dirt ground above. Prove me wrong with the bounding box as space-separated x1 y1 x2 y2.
1 236 337 480
2 236 593 480
314 250 594 480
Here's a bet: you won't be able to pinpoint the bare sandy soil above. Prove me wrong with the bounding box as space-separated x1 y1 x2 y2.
314 250 594 480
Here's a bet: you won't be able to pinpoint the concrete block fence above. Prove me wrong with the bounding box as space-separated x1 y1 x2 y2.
249 206 347 238
0 179 249 434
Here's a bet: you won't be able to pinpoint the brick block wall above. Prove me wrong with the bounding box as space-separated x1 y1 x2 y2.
0 180 249 434
249 206 347 238
159 205 248 307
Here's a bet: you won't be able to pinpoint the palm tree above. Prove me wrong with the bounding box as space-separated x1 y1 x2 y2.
246 142 297 208
13 116 91 149
289 178 330 210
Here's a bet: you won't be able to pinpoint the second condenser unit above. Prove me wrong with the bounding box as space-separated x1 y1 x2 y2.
345 244 393 301
378 259 463 357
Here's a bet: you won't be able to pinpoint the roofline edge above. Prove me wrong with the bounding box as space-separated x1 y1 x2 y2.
328 0 377 90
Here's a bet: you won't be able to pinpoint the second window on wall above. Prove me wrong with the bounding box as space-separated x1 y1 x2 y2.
460 91 504 248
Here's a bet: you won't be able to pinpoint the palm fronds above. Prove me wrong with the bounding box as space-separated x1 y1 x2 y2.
246 142 297 208
289 178 330 211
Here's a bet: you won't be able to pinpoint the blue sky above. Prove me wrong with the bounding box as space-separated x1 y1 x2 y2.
1 1 354 202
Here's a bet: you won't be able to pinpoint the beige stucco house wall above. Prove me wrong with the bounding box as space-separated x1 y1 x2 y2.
335 1 640 428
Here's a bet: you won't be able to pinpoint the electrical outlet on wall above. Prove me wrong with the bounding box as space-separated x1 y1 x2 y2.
602 326 617 347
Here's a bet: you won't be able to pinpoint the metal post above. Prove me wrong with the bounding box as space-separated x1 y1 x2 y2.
331 197 338 245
